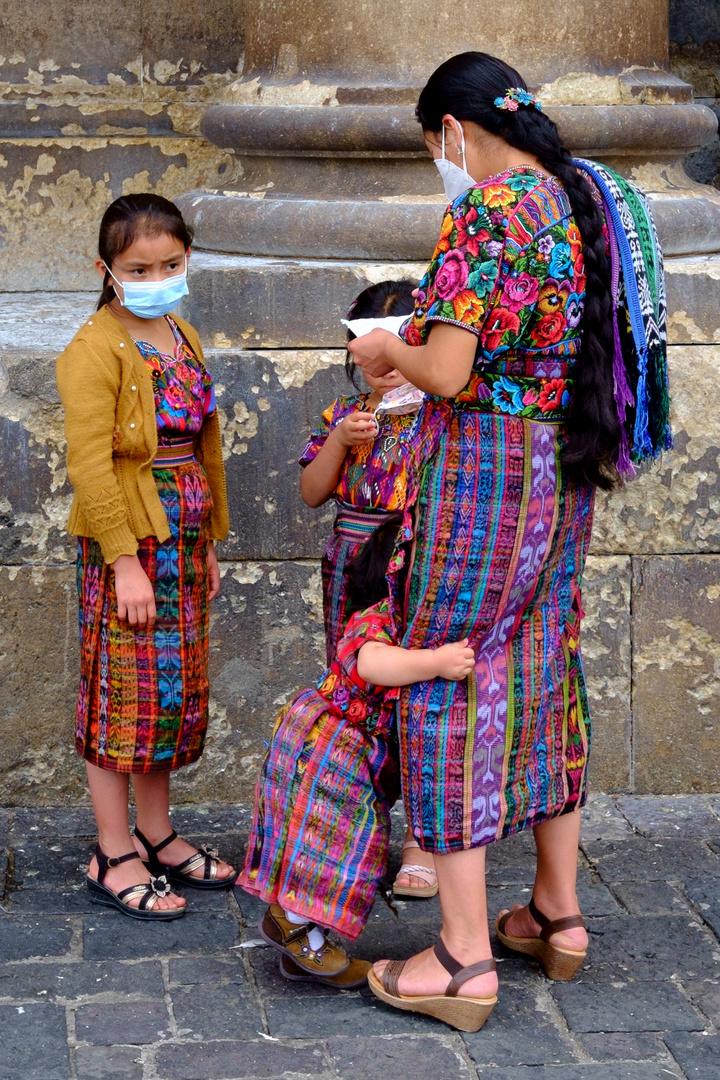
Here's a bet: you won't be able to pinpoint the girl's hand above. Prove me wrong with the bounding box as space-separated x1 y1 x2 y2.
334 411 379 448
207 541 221 601
347 328 398 379
434 639 476 681
112 554 157 628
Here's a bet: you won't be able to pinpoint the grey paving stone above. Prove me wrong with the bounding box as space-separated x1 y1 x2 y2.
169 885 236 912
5 886 97 914
234 887 268 926
168 956 249 987
0 811 10 848
0 855 7 889
585 914 719 980
266 992 440 1037
245 943 342 997
352 920 440 963
8 807 98 841
485 831 538 886
470 1067 682 1080
583 837 720 883
75 1044 144 1080
488 881 622 921
154 1040 328 1078
664 1032 720 1079
462 983 575 1066
13 839 91 889
82 912 240 960
582 794 635 842
684 878 720 939
684 979 720 1024
0 1002 70 1079
616 796 720 839
172 983 261 1038
167 805 251 836
0 917 73 961
74 1000 172 1044
580 1031 666 1061
611 881 691 916
328 1034 473 1080
552 978 705 1031
0 959 164 1002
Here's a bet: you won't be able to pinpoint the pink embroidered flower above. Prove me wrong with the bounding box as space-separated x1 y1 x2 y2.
434 249 469 301
522 388 539 405
482 307 521 351
501 272 540 313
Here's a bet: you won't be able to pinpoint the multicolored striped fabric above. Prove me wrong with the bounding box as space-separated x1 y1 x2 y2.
239 603 401 940
75 461 214 772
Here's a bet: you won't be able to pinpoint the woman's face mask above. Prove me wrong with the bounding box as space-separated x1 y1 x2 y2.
105 256 189 319
434 125 476 204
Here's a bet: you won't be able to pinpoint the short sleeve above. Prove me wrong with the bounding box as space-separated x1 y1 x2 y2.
337 600 395 680
401 184 520 346
298 394 367 467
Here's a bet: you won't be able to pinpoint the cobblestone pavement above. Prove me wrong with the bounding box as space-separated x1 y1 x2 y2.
2 795 720 1080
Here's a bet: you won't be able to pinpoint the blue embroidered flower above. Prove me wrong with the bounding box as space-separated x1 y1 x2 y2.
548 241 572 279
491 376 525 415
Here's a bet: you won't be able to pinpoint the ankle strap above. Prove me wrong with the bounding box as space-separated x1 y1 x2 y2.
434 936 496 999
133 826 178 857
94 844 141 886
529 896 585 942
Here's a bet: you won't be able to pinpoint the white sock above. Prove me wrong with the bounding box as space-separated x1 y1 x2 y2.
283 908 326 951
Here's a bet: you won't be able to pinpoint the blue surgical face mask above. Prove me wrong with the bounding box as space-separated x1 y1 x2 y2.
105 256 189 319
434 125 476 204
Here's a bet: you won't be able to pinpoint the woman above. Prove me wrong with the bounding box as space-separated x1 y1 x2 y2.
348 52 668 1030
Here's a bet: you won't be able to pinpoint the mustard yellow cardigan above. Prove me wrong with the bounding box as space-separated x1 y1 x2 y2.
56 304 230 565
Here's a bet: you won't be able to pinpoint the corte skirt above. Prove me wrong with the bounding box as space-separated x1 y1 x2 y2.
75 462 213 773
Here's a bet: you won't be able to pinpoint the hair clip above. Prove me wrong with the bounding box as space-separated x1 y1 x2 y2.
346 298 359 318
494 87 542 112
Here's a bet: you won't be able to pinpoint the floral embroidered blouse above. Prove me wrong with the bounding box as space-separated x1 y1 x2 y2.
134 316 216 442
299 394 448 510
315 599 398 736
401 166 604 422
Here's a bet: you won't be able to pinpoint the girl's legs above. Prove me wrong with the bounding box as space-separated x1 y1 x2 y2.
132 770 235 880
85 762 185 911
374 846 497 999
500 808 588 951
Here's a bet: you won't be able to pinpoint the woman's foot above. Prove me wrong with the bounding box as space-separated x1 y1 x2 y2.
133 829 236 881
373 943 498 1002
499 901 588 952
87 853 186 912
393 830 438 896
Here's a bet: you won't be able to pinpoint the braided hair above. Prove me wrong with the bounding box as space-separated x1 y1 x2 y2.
417 52 620 489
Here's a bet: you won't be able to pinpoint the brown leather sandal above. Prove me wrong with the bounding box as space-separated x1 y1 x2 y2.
367 936 497 1032
496 896 586 981
279 954 371 989
86 845 184 921
258 904 350 977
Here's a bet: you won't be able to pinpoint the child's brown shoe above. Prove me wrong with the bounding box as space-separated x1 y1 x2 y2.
258 904 350 976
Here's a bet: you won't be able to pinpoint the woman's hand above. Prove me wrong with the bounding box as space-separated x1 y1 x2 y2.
112 554 156 628
433 639 476 680
335 412 379 448
207 541 221 601
347 328 399 379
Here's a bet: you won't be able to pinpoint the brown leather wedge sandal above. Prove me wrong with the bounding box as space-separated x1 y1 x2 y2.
496 897 586 981
367 936 497 1032
258 903 350 977
86 845 184 921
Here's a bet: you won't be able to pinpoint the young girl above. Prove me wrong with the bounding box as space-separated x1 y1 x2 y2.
239 516 476 987
57 193 236 920
299 280 447 899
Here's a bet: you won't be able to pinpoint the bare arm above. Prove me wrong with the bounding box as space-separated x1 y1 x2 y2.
300 412 378 507
356 638 475 686
347 323 477 399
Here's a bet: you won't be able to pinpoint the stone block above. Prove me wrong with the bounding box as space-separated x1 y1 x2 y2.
581 794 634 842
666 256 720 344
82 913 240 961
552 978 705 1031
14 839 91 890
75 1044 143 1080
683 878 720 939
460 1065 681 1079
265 992 438 1037
154 1040 328 1079
583 836 720 882
663 1033 720 1078
5 887 96 915
0 918 73 962
171 983 261 1038
580 1032 666 1062
328 1035 473 1080
0 959 164 1002
244 944 341 998
74 1001 172 1044
581 556 632 792
462 984 575 1066
9 807 99 841
632 555 720 793
0 1003 70 1080
583 914 719 979
167 956 249 987
611 881 690 915
684 979 720 1025
615 795 720 837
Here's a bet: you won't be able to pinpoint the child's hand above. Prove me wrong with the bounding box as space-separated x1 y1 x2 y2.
335 412 379 448
434 638 475 681
112 554 157 628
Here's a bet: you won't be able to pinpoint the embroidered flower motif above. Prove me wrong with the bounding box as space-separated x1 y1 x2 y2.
501 272 540 312
483 184 514 209
483 307 521 351
564 293 584 329
548 241 573 279
491 376 525 414
566 222 583 261
434 249 469 300
531 312 567 347
455 207 490 257
537 279 566 315
538 377 568 412
453 289 485 323
537 234 555 255
436 212 454 254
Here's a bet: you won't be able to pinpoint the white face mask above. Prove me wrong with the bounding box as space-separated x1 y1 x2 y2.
434 125 476 204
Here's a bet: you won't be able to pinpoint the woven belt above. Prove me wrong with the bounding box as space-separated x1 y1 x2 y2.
153 438 196 466
334 502 393 541
458 371 575 423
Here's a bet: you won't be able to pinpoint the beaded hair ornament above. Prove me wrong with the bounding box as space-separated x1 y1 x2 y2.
494 87 542 112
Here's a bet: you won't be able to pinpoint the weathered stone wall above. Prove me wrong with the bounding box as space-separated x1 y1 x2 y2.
671 0 720 186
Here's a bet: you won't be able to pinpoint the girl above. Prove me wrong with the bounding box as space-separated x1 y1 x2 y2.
57 193 236 920
299 280 447 899
239 517 484 1015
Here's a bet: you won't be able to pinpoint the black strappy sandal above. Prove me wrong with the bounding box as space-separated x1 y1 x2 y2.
86 844 184 921
134 826 238 890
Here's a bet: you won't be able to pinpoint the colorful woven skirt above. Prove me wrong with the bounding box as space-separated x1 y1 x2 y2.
400 411 594 853
239 689 399 940
75 460 213 773
320 502 392 664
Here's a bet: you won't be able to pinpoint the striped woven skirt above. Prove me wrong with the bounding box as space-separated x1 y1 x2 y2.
75 453 214 773
400 410 595 853
239 689 399 940
320 502 392 664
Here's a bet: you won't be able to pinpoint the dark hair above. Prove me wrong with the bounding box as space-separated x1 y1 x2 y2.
96 193 194 311
417 52 619 489
346 512 404 614
345 280 416 389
